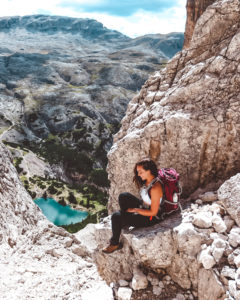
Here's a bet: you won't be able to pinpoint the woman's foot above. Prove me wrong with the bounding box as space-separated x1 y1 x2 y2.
102 243 123 254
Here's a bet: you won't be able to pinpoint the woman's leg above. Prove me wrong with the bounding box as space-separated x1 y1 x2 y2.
118 192 142 212
103 193 155 252
122 213 159 228
109 211 123 245
108 192 142 245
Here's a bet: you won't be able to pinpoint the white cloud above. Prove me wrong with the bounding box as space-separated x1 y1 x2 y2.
0 0 186 37
0 0 62 17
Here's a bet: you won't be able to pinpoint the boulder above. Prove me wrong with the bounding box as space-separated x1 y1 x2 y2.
193 212 213 228
117 287 132 300
199 192 218 203
212 214 227 233
198 268 225 300
228 227 240 248
152 285 162 296
132 267 148 290
173 222 203 257
198 247 216 269
221 266 236 280
218 173 240 226
211 238 227 262
229 280 240 300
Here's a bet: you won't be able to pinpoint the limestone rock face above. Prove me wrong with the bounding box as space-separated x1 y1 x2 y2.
218 173 240 226
0 142 113 300
198 268 225 300
107 0 240 213
183 0 216 48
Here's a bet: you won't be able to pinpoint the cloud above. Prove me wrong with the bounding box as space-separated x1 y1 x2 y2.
0 0 186 37
59 0 178 17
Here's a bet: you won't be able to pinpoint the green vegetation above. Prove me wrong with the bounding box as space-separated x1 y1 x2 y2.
13 157 24 173
2 134 110 233
89 168 110 187
27 137 94 175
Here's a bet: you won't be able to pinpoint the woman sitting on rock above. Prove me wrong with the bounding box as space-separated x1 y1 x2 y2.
103 158 163 254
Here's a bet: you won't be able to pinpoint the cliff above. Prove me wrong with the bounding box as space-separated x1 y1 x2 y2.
107 0 240 213
0 141 113 299
183 0 216 48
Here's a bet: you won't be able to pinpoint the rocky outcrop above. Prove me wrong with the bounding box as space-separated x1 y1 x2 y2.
76 173 240 299
0 141 113 299
107 0 240 213
218 173 240 227
183 0 216 48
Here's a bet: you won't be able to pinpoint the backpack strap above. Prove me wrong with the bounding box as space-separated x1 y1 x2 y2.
145 177 160 192
146 177 164 209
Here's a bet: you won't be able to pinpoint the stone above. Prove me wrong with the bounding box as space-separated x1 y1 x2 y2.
195 199 203 205
224 243 234 257
234 255 240 268
223 216 235 233
167 253 196 289
164 275 171 281
228 227 240 248
176 293 185 300
198 268 225 300
229 280 240 300
221 266 236 280
198 247 216 269
218 174 240 227
117 287 132 300
147 272 159 286
211 238 227 262
173 222 203 257
132 268 148 291
199 192 218 203
159 281 164 288
212 214 227 233
228 249 240 266
212 247 225 263
119 279 129 287
152 285 162 296
236 268 240 289
65 239 73 248
193 212 213 228
210 232 228 242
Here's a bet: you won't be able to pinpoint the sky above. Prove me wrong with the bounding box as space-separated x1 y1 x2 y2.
0 0 186 38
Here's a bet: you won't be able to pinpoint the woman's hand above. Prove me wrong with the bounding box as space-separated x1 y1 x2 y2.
126 208 138 213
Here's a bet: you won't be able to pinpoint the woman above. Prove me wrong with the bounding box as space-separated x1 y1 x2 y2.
102 158 163 254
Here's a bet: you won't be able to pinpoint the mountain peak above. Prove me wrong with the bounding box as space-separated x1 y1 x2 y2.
0 14 130 42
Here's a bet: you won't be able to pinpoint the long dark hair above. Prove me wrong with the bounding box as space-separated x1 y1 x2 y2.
133 158 158 189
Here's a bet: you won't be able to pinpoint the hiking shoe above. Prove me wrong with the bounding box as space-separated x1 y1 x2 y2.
102 243 122 254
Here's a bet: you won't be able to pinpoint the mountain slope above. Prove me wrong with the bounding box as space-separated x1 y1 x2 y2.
0 15 183 197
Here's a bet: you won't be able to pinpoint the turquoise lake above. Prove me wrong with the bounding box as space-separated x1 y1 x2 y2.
34 198 88 226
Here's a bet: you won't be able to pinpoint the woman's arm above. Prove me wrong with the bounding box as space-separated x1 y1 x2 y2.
127 183 163 216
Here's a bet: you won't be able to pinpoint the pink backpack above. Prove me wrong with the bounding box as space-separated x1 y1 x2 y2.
158 168 182 216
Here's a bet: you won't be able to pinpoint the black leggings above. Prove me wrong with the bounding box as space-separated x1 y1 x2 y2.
110 192 160 245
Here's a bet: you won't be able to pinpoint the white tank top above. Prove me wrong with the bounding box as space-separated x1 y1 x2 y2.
140 178 162 207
